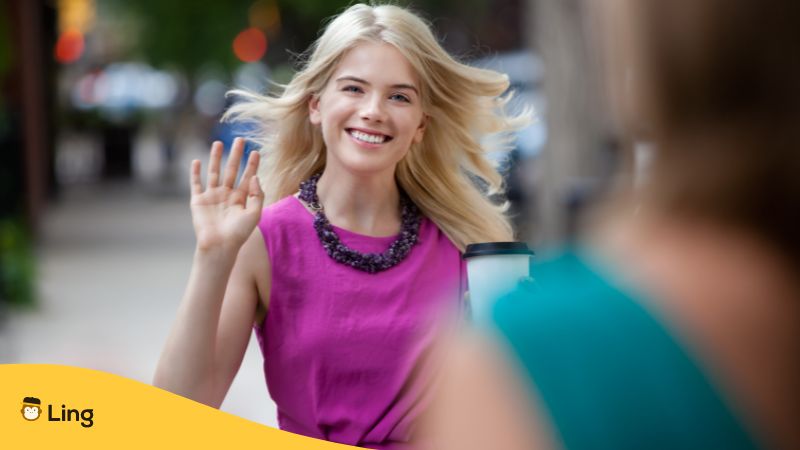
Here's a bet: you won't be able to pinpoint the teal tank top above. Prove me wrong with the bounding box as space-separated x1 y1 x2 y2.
490 251 761 449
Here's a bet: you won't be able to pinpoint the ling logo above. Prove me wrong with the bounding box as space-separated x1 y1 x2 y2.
22 397 42 421
20 396 95 428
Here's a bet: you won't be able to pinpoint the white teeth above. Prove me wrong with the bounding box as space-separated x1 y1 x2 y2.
350 130 386 144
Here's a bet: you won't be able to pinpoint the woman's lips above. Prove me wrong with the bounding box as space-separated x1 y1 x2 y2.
346 128 393 147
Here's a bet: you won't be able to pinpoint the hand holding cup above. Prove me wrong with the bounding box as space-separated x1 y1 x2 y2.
463 242 534 324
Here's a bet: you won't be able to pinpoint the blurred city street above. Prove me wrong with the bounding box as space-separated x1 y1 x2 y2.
2 1 796 448
0 175 278 427
0 0 548 434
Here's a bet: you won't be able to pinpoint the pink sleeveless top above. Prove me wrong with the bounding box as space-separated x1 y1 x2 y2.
254 196 465 449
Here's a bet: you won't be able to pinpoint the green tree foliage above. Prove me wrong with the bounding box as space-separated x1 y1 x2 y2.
115 0 255 73
107 0 490 75
0 219 36 307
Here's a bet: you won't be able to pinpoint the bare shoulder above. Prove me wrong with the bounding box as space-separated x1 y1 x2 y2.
429 332 557 450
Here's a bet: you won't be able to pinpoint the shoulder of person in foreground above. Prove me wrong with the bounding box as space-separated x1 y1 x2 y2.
423 329 555 450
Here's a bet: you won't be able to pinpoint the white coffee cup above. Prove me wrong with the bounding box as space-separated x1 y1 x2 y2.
463 242 534 324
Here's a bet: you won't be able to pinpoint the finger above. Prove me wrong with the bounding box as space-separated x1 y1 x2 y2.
245 176 264 212
207 141 223 188
518 276 539 291
222 137 245 188
237 150 260 193
190 159 202 195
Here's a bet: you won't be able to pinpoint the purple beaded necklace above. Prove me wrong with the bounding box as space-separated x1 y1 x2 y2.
298 173 422 274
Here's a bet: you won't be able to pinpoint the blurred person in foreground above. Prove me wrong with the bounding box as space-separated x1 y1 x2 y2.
429 0 800 449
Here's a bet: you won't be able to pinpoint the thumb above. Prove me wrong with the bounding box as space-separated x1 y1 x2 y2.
518 276 539 291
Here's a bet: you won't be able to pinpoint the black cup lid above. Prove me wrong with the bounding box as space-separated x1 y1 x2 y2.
462 242 534 259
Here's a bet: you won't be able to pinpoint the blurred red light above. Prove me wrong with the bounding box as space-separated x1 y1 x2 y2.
55 28 85 63
233 27 267 62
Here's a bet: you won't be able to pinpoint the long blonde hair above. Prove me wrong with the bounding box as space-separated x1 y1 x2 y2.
224 3 528 250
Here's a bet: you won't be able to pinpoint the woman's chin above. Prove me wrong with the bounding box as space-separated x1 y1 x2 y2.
329 155 402 178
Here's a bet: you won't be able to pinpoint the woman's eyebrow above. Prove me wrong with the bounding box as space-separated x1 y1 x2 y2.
336 76 419 95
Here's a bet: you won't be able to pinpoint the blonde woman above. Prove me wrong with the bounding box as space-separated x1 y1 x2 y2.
153 3 524 448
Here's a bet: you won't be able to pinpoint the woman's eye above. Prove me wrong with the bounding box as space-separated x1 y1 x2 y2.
343 85 362 93
390 93 411 103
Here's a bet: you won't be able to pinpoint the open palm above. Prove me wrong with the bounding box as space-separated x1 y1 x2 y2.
190 138 264 252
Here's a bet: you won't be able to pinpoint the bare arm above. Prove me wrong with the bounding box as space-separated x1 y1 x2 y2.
153 138 268 407
427 332 557 450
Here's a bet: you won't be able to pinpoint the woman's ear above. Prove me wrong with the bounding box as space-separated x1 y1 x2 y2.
413 114 427 144
309 94 322 125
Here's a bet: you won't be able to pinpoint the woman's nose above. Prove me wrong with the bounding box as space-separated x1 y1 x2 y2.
360 94 387 122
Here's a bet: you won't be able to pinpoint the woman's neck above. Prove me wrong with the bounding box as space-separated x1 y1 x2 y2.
314 167 402 237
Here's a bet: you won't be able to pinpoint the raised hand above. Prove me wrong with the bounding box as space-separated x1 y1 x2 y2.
190 138 264 253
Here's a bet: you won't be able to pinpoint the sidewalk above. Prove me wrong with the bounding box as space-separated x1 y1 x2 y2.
0 181 277 427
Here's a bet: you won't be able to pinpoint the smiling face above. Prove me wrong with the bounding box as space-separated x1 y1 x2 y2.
309 41 426 178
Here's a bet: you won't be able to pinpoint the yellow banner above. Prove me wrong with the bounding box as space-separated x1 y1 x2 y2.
1 364 355 448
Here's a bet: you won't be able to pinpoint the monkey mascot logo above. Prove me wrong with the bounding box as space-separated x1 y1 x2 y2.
22 397 42 421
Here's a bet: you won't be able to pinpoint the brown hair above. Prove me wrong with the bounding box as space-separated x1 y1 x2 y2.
609 0 800 265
